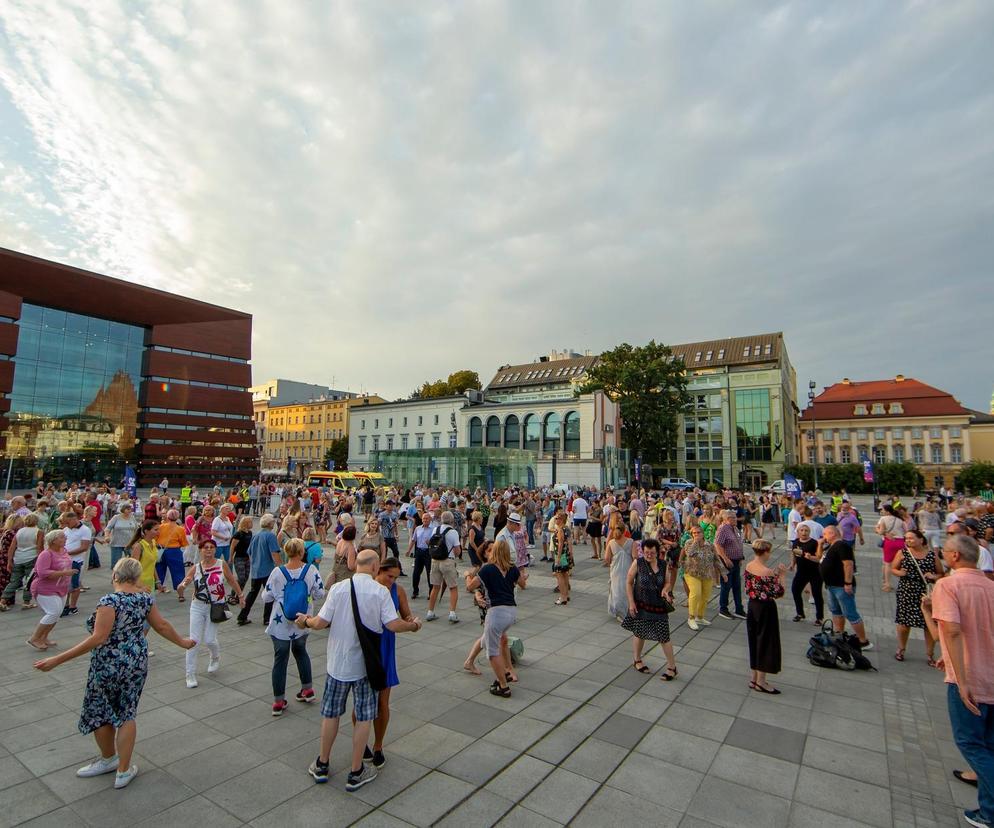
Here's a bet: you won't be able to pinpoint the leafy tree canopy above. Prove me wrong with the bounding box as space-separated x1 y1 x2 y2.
411 370 482 399
323 437 349 471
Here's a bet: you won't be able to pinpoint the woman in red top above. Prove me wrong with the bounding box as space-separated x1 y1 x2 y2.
744 539 787 695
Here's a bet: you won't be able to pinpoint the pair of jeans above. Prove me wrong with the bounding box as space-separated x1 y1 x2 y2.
271 635 313 700
947 683 994 822
239 576 273 624
110 546 127 568
719 559 745 614
215 544 230 563
2 560 34 604
156 548 185 590
411 549 431 596
790 563 824 620
526 517 536 545
826 585 863 624
88 543 101 569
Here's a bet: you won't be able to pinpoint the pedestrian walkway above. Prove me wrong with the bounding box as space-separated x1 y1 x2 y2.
0 499 974 826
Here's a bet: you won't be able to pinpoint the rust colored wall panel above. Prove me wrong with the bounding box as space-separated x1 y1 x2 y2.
145 350 251 387
0 290 21 319
143 383 253 416
0 322 18 355
0 360 14 391
149 318 252 361
141 444 258 459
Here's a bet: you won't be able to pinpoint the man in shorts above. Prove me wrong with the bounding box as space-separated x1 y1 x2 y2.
426 511 462 623
61 510 93 617
570 493 588 545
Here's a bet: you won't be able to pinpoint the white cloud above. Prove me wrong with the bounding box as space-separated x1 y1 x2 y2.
0 0 991 407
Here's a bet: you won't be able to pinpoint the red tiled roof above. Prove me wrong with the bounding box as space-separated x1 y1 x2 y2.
800 377 972 421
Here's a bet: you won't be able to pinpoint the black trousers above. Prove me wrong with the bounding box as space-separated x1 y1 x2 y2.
791 563 824 620
239 576 273 624
411 549 431 595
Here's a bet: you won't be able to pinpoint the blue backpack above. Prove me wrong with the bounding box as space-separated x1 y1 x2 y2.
279 564 312 621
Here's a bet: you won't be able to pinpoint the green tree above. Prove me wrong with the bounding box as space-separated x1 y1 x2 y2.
784 464 867 493
323 437 349 471
874 462 925 495
580 341 690 464
957 462 994 494
412 370 481 399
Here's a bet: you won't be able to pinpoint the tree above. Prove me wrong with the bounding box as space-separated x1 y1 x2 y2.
323 437 349 471
957 462 994 494
874 462 924 495
580 341 690 464
411 370 482 399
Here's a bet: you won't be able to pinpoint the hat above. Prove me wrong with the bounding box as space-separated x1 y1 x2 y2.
963 518 982 532
508 512 523 523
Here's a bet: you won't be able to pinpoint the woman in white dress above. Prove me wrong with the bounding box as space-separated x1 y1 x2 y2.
605 522 634 621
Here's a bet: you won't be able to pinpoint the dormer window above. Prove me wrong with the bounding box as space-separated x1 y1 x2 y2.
705 351 713 361
717 349 725 359
889 403 904 414
871 403 886 415
764 344 772 355
743 346 751 357
853 404 868 415
694 352 702 363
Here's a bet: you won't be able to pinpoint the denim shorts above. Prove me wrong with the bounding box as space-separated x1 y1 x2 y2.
320 675 378 721
826 585 862 624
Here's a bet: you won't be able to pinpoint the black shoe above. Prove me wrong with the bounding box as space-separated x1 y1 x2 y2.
60 607 71 618
734 610 748 620
411 592 419 600
371 750 386 769
398 571 407 577
237 618 251 626
67 607 78 616
717 609 733 620
793 615 805 622
308 758 329 783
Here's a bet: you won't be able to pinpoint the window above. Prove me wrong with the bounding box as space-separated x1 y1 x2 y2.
485 416 501 447
911 428 922 439
705 351 712 361
434 415 439 425
870 404 885 415
931 445 944 464
839 429 850 440
929 427 942 439
417 416 423 426
542 412 561 453
950 426 962 438
449 433 457 448
416 434 424 449
374 419 379 429
893 446 904 463
874 429 885 440
822 429 834 440
807 448 816 464
764 343 772 355
823 448 834 464
563 411 581 455
854 404 867 415
873 446 886 464
840 447 851 463
889 403 903 414
857 429 867 440
402 417 407 427
523 414 540 451
386 436 393 450
892 427 903 438
912 445 923 464
372 437 379 451
951 445 962 463
432 434 440 449
743 346 750 357
388 418 393 428
504 414 520 448
469 417 483 447
734 388 772 462
717 349 725 359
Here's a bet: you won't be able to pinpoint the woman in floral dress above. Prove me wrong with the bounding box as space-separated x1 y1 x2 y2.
33 557 194 789
550 511 574 605
744 539 787 695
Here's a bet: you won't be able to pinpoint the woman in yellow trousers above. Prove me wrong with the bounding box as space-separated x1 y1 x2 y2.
679 525 726 631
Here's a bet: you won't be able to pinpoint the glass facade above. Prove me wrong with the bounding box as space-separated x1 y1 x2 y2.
4 303 146 485
369 447 538 489
734 388 772 462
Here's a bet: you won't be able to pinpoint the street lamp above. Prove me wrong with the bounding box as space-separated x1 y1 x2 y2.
807 381 819 492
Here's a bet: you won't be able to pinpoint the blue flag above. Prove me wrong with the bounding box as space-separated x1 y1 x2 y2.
860 452 874 483
783 473 801 498
123 465 137 498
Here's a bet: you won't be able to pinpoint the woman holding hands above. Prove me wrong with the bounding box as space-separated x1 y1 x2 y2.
621 538 678 680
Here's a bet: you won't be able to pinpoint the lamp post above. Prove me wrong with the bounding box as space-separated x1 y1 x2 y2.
807 381 819 492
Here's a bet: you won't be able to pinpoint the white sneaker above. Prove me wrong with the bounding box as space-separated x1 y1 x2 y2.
185 673 198 688
207 656 221 674
77 755 119 777
697 617 711 626
448 612 460 624
114 765 138 789
688 618 700 631
148 650 155 657
425 610 437 621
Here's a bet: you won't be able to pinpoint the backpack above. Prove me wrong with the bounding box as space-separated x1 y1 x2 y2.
279 564 312 621
428 527 454 560
806 621 875 671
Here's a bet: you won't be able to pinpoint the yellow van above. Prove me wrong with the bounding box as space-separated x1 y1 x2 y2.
354 471 388 489
306 470 361 494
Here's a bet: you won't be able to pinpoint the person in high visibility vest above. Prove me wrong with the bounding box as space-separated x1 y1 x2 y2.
830 492 844 515
180 484 193 511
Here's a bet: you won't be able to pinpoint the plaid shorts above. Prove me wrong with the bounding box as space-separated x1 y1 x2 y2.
320 675 378 721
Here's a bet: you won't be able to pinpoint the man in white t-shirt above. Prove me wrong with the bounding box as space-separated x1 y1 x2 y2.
570 495 589 545
295 550 421 790
798 507 824 541
787 500 804 543
62 511 93 616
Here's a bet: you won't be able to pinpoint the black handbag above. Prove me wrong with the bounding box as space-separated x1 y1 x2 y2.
350 579 387 691
210 601 230 623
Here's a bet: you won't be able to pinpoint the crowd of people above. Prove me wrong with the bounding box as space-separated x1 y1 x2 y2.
2 477 992 823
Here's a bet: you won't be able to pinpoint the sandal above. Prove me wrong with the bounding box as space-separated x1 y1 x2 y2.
953 770 978 788
927 656 939 668
555 598 569 605
489 683 511 698
895 649 905 662
505 671 518 683
633 660 650 674
26 639 47 651
661 667 678 682
752 683 781 695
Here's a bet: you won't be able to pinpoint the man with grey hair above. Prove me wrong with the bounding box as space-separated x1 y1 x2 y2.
426 510 461 623
927 533 994 828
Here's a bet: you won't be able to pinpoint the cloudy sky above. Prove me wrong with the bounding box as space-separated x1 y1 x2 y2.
1 1 991 410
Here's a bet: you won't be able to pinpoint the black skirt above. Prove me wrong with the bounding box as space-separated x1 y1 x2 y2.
746 599 781 674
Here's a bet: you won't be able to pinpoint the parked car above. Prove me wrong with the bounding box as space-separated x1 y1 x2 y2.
658 477 695 491
762 478 804 495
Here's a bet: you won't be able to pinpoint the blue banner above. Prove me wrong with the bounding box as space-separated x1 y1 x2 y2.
860 452 874 483
526 466 535 489
783 473 801 498
327 459 334 471
288 456 295 473
485 465 494 493
123 465 137 498
634 458 642 483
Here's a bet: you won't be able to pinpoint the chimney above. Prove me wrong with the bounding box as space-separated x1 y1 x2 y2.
895 374 905 382
841 378 850 384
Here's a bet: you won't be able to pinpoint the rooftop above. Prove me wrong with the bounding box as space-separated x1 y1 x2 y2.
668 332 784 370
801 376 973 420
486 355 599 391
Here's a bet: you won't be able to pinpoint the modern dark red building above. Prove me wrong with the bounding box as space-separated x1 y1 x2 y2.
0 248 257 487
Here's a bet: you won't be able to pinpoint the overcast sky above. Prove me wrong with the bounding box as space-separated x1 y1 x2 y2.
1 2 991 411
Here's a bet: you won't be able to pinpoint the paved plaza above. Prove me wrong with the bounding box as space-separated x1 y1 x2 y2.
0 498 978 827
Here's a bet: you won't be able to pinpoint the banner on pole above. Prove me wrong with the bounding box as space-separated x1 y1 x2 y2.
783 473 801 498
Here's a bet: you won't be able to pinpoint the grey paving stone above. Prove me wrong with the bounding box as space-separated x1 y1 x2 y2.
737 694 812 731
522 695 574 724
351 811 415 828
792 766 893 828
708 744 800 799
787 803 878 828
635 725 722 772
495 805 562 827
438 700 515 738
525 723 592 765
387 722 475 768
485 755 556 799
573 783 684 828
724 717 806 763
519 767 599 823
687 775 790 828
815 692 885 726
137 720 230 765
70 769 195 827
0 711 81 753
680 684 748 716
802 735 890 787
550 677 606 702
607 752 704 811
393 690 465 722
15 734 106 776
35 750 156 803
198 698 275 737
2 778 65 827
348 753 433 808
0 753 34 790
435 789 515 828
591 711 653 748
200 758 311 823
484 714 556 750
439 739 519 785
0 697 71 731
139 794 247 828
381 770 476 828
560 736 629 782
163 739 269 792
659 702 736 742
808 712 887 753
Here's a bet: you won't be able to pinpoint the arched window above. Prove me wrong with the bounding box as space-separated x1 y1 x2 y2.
543 412 561 454
523 414 540 451
469 417 482 447
563 411 580 456
485 416 501 447
504 415 520 448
